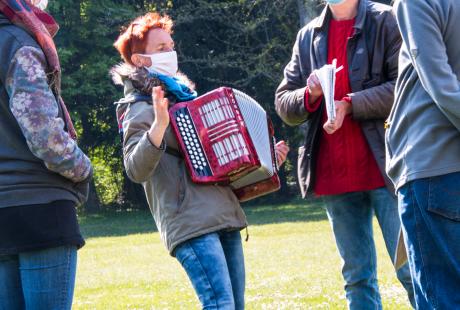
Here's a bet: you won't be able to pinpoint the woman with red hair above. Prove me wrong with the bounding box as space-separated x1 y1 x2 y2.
112 12 289 309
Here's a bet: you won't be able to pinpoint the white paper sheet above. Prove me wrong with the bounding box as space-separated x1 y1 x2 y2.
314 59 342 123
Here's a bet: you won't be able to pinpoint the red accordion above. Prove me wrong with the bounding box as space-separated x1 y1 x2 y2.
169 87 280 202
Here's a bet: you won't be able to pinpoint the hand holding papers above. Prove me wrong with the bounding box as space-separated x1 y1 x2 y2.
314 59 343 124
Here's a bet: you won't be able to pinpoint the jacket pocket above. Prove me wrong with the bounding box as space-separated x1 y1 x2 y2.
176 163 186 211
156 156 187 214
427 174 460 221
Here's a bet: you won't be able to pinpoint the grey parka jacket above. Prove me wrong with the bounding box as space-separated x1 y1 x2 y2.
114 70 247 255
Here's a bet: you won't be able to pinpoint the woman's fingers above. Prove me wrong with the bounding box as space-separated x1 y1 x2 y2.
152 86 164 104
151 87 170 128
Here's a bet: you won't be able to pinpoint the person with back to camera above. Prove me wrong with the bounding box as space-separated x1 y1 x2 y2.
387 0 460 308
111 11 289 309
275 0 415 308
0 0 93 309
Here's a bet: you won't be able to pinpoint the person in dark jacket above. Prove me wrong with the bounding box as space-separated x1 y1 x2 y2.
0 0 92 309
387 0 460 308
275 0 414 308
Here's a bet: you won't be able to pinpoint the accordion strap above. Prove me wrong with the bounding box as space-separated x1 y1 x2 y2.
165 146 183 158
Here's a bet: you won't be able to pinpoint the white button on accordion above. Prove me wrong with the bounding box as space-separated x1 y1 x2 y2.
169 87 280 202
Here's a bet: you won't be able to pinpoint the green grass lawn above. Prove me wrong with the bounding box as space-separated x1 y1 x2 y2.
74 199 412 309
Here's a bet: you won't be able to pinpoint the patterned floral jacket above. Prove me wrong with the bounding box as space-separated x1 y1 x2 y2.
6 46 91 183
0 18 92 207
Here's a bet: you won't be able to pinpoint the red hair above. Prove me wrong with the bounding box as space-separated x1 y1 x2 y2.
114 12 173 66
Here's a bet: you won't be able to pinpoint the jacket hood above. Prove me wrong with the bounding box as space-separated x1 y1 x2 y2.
111 63 195 98
111 63 196 128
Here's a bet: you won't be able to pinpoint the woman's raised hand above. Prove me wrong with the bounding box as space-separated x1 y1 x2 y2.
152 86 170 129
148 86 170 148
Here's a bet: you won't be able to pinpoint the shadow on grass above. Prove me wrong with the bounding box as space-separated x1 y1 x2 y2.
79 197 327 239
242 197 327 226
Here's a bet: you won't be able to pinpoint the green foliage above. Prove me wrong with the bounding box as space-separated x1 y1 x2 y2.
48 0 325 209
89 146 123 205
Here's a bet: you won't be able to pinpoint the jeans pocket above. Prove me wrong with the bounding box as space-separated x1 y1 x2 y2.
427 173 460 221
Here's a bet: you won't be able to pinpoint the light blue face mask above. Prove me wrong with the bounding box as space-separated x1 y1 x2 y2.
326 0 346 4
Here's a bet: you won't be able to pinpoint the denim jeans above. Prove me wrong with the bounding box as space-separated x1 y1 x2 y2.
322 187 415 309
0 245 77 310
174 230 245 310
398 172 460 309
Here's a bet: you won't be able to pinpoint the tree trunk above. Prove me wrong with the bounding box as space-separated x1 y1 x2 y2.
83 178 102 213
120 171 149 210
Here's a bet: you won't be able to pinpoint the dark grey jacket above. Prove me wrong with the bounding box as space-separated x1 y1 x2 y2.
386 0 460 190
274 0 401 197
0 14 90 207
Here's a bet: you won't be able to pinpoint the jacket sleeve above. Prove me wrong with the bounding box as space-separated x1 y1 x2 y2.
274 30 310 127
349 12 402 120
6 46 92 183
122 101 165 183
394 0 460 131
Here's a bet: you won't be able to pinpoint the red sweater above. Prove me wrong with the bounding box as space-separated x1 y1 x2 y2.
305 18 385 196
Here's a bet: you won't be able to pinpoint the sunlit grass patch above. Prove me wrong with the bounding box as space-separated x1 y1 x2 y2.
74 201 412 309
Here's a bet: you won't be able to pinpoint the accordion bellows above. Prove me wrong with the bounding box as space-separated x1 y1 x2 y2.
169 87 280 202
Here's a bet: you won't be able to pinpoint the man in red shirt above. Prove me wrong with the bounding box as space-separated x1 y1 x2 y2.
275 0 415 308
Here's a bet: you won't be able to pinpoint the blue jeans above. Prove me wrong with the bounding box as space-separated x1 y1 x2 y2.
174 230 245 310
322 187 415 309
0 246 77 310
398 172 460 309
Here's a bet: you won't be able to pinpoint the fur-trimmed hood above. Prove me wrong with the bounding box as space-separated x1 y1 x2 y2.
111 63 196 134
110 62 195 103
